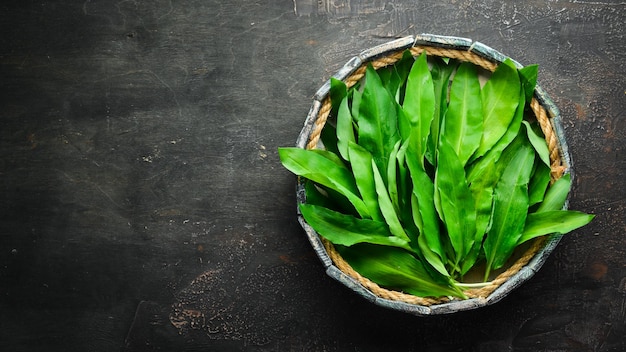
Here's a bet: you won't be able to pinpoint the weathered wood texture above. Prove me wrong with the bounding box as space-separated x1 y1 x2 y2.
0 0 624 351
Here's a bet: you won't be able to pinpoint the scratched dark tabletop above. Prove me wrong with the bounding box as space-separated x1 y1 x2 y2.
1 1 624 351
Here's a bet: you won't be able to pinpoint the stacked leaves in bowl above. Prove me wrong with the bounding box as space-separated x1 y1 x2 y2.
279 35 593 313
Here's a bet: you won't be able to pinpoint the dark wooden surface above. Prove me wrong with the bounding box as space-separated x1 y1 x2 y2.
1 1 624 351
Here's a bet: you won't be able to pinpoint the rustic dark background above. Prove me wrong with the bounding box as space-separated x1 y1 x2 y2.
1 0 624 351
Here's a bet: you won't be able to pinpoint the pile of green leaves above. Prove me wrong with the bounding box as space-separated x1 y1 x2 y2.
279 51 594 299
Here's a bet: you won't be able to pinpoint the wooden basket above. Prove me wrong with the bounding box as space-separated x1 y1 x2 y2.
294 34 571 315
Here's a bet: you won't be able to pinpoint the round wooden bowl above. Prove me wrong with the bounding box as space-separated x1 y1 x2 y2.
294 34 571 315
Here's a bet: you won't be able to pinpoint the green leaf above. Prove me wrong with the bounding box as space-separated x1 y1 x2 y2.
464 159 498 275
522 121 550 167
340 244 465 298
378 66 393 89
319 186 362 217
387 140 402 212
336 95 356 161
304 181 363 216
320 124 339 156
303 180 333 208
395 140 415 237
472 59 520 161
476 85 527 167
417 232 450 277
397 100 412 143
351 88 362 124
435 139 477 267
537 174 571 212
393 50 416 104
518 210 594 245
427 58 457 165
483 140 535 278
380 51 413 103
467 160 498 230
528 162 551 207
387 69 403 102
459 240 484 276
465 84 527 190
278 147 370 218
329 77 348 118
519 64 538 102
405 137 446 262
402 52 435 167
372 159 410 242
347 142 383 221
357 64 401 178
442 62 483 165
300 204 412 251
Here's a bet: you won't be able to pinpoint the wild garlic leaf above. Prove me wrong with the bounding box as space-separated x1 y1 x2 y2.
372 159 410 242
347 142 383 222
336 95 356 161
303 180 334 209
460 240 483 276
357 65 401 180
435 139 477 267
380 51 413 102
387 68 403 102
517 210 595 245
387 140 402 213
442 62 483 166
278 147 370 218
475 86 527 167
467 159 498 225
405 137 446 263
483 140 535 277
320 123 339 156
402 52 435 167
300 204 412 251
528 162 551 207
397 100 412 144
522 121 551 167
519 64 539 102
417 231 450 277
304 181 364 217
351 88 362 124
464 159 497 275
395 140 414 232
427 58 458 166
329 77 348 118
537 173 571 212
393 50 416 104
396 91 413 142
473 59 520 161
340 244 466 298
378 66 393 88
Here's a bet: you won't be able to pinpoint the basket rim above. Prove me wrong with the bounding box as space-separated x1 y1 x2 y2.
294 34 571 315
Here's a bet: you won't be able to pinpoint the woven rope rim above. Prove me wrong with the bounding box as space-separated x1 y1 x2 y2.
304 45 566 306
